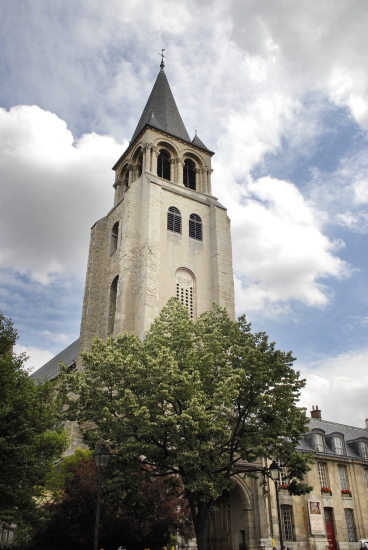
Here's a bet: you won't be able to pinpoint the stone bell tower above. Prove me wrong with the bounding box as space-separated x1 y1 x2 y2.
79 59 235 353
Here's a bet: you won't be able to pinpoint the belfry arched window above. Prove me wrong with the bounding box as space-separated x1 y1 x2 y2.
157 149 171 181
183 159 196 190
176 269 194 318
110 222 119 255
167 206 181 234
107 275 119 335
189 214 202 241
137 153 143 178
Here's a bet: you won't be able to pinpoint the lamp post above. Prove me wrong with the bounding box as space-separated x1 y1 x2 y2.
93 445 111 550
269 461 284 550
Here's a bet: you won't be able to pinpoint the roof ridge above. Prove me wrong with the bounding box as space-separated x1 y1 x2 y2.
309 417 367 432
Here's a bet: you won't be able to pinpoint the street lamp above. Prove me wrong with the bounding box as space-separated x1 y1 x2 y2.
269 461 284 550
93 445 111 550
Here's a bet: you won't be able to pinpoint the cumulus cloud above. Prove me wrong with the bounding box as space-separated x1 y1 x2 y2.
0 105 124 283
299 347 368 427
14 344 54 373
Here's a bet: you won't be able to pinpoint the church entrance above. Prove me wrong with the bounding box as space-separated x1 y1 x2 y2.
208 496 232 550
324 508 337 550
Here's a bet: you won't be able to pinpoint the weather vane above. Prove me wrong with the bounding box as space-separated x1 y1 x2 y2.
158 48 167 69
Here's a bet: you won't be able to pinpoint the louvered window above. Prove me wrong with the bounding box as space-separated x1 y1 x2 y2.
157 149 171 180
167 206 181 234
189 214 202 241
183 159 196 190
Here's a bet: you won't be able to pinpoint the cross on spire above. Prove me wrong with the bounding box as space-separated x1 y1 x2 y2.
158 48 166 70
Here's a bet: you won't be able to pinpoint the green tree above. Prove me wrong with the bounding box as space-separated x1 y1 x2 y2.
0 312 67 531
61 299 312 550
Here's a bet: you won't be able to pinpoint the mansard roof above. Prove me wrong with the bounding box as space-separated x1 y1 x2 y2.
298 417 368 459
131 67 191 143
30 338 79 384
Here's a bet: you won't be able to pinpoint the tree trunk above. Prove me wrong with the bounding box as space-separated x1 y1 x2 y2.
188 498 210 550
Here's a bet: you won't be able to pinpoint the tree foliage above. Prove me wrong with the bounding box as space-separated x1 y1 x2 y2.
0 312 67 528
33 449 191 550
61 299 312 550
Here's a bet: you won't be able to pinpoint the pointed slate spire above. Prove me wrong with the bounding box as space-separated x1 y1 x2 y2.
131 67 191 143
192 130 210 151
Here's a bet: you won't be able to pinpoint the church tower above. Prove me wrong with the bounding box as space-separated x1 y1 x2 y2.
79 60 235 354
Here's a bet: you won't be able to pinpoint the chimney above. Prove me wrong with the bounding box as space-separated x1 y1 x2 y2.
365 418 368 430
310 405 322 420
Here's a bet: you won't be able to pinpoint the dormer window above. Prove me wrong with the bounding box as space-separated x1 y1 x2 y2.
360 440 368 459
315 433 324 452
333 436 344 455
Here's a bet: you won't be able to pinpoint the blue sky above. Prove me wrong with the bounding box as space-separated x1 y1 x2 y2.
0 0 367 427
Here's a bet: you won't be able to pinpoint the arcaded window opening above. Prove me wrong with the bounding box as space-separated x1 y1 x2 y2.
157 149 171 180
137 153 143 178
183 159 196 190
110 222 119 255
107 275 119 335
167 206 181 234
189 214 202 241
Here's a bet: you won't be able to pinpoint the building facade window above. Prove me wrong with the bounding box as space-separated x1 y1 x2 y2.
176 269 194 319
157 149 171 180
344 509 357 542
281 506 294 541
110 221 119 255
365 468 368 486
315 433 325 452
317 462 328 488
333 436 344 455
183 159 196 190
360 440 368 459
338 465 348 490
189 214 203 241
107 276 119 335
167 206 181 234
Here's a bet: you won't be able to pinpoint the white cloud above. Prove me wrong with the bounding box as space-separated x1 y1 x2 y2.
229 176 349 313
299 347 368 427
14 344 54 373
0 105 124 283
39 330 70 344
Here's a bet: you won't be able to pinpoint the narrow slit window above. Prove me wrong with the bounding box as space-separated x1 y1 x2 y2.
107 275 119 335
183 159 196 190
167 206 181 234
110 222 119 255
157 149 171 180
189 214 202 241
